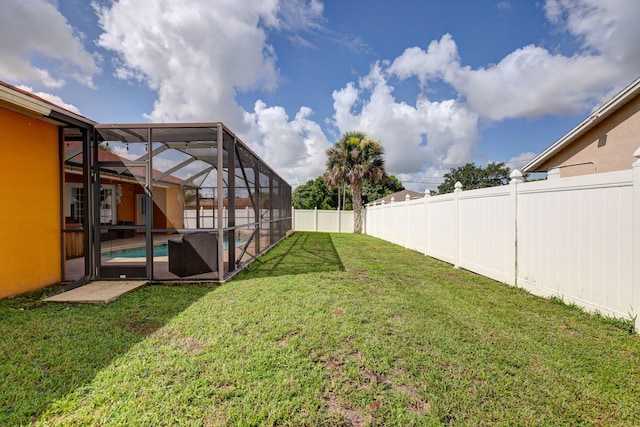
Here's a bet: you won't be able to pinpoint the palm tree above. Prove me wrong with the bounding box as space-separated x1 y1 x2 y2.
324 131 386 233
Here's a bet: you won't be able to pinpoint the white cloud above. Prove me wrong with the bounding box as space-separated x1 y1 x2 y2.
388 1 640 121
388 34 459 86
506 151 537 172
95 0 273 127
111 145 138 161
335 0 639 187
0 0 98 88
244 100 331 185
92 0 639 189
94 0 329 186
544 0 640 77
95 0 323 129
450 45 619 120
16 85 82 115
332 62 479 178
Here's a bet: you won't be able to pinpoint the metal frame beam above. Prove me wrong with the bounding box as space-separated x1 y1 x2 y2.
155 157 196 181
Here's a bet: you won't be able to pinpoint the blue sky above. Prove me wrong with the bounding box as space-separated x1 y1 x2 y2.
2 0 639 190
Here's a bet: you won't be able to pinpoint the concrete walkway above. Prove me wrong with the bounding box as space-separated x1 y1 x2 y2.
45 281 148 303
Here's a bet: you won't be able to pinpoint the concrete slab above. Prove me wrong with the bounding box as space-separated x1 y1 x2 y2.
45 281 148 304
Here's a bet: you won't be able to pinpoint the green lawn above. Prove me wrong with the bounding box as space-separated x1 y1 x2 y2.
1 232 639 426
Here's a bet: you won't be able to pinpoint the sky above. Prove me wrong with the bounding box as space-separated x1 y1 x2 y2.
1 0 639 190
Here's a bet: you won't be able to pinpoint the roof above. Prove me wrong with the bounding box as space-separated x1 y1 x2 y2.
522 75 640 173
2 80 290 190
371 189 425 204
64 141 184 186
0 80 95 128
95 123 290 187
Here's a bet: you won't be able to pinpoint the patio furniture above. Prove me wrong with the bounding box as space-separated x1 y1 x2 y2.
168 232 218 277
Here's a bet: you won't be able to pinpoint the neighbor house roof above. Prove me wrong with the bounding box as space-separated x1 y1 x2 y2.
522 75 640 173
64 141 185 186
371 189 425 204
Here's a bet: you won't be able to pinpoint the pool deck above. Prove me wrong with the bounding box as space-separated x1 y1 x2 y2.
64 231 267 282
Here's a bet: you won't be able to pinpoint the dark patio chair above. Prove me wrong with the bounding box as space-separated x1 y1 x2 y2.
168 232 218 277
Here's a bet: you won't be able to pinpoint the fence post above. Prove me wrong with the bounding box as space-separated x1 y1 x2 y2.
405 194 411 247
390 197 395 243
509 169 524 286
632 148 640 331
337 207 341 233
454 181 462 269
379 200 384 238
314 207 318 232
424 190 430 256
362 206 366 234
292 207 295 231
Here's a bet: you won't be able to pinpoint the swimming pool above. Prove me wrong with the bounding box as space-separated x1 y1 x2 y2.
104 236 246 258
104 244 168 259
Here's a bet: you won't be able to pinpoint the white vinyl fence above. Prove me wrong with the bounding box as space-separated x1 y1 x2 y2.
364 154 640 329
184 207 267 229
293 208 354 233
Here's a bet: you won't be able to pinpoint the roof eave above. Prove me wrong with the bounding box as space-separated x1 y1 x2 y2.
0 82 95 128
522 75 640 173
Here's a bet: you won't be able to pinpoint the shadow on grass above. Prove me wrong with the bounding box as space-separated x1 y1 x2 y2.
0 284 216 426
236 232 344 279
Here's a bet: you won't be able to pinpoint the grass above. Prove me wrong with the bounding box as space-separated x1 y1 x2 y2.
0 231 638 426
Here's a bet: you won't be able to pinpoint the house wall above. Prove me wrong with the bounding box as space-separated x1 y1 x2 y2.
152 186 167 229
164 186 184 229
537 95 640 177
117 182 138 223
0 108 61 298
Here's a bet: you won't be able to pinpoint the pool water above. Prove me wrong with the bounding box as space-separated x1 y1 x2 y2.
104 244 168 259
104 236 245 258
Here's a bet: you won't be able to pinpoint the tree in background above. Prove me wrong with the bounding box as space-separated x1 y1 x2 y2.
292 177 334 210
293 174 404 210
324 131 386 233
437 162 511 194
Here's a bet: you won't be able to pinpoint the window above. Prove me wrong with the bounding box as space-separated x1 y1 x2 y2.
65 183 84 225
71 186 84 224
100 186 116 224
65 183 117 225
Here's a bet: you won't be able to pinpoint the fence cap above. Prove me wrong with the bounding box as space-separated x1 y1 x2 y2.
510 169 524 183
454 181 463 192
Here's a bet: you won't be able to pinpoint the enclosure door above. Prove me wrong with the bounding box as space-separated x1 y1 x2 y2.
97 162 150 279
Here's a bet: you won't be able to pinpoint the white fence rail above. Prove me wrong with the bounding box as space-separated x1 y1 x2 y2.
364 154 640 329
293 209 354 233
183 207 268 229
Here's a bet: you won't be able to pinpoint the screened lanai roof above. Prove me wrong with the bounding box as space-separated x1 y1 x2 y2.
94 122 287 190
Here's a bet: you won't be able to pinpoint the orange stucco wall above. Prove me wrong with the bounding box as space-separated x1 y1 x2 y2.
538 95 640 177
0 108 61 298
148 186 185 229
161 186 185 229
117 182 138 223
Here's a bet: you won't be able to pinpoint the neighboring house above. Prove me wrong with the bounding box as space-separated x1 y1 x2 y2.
371 189 425 204
0 82 95 299
523 76 640 178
